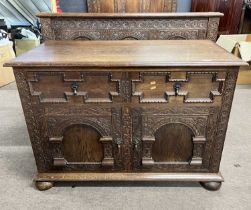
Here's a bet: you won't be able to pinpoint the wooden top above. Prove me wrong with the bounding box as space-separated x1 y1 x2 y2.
4 40 247 68
37 12 224 18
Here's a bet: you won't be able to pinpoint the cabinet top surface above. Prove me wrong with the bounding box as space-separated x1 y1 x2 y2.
5 40 247 68
36 12 223 18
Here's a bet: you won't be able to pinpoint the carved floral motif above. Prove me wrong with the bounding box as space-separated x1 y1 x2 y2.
39 16 220 41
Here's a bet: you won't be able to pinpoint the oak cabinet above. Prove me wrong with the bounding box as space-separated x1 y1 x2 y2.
4 40 247 191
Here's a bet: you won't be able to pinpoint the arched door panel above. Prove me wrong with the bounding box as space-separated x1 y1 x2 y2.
152 123 194 162
63 124 104 163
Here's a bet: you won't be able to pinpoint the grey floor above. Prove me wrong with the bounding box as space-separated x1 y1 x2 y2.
0 82 251 210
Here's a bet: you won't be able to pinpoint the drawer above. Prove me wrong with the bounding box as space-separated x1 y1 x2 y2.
26 71 120 104
132 71 227 105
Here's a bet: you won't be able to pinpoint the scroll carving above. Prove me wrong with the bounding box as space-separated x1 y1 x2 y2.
40 18 55 40
207 17 220 41
209 69 239 172
14 70 52 172
39 16 221 41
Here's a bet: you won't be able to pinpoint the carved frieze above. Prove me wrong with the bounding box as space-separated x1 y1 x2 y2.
40 17 219 41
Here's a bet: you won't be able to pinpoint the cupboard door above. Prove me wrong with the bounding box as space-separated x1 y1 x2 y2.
132 106 220 172
45 106 123 171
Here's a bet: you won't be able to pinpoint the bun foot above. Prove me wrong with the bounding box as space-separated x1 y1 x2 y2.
35 181 54 191
200 181 222 191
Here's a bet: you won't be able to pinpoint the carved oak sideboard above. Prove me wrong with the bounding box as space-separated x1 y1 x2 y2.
37 12 223 41
4 40 247 191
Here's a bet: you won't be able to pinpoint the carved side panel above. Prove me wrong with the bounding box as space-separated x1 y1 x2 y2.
40 18 55 40
209 69 239 172
13 70 52 172
207 17 220 41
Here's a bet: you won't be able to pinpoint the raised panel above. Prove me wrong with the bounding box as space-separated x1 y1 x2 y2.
28 72 120 103
132 72 225 103
152 123 194 162
63 124 103 163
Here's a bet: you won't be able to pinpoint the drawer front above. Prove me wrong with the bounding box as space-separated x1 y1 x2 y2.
132 71 226 105
27 71 120 104
27 70 227 105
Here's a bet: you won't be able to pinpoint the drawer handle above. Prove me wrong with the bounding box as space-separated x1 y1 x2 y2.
174 83 181 96
71 82 79 96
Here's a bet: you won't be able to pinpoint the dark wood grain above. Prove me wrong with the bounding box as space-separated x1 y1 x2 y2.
63 124 103 162
4 40 246 68
153 124 194 162
87 0 177 13
192 0 244 34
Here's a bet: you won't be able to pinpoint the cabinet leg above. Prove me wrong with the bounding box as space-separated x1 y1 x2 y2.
35 181 54 191
200 181 222 191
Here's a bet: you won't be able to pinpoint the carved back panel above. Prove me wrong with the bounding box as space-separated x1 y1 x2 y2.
37 13 223 41
87 0 177 13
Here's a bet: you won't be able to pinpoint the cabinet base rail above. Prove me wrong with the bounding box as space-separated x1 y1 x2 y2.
34 172 224 191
